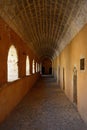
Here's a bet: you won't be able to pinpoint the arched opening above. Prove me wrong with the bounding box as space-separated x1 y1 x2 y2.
63 68 65 90
73 67 77 105
32 59 35 74
38 63 40 72
40 63 42 74
42 58 52 75
36 62 38 73
7 45 18 82
26 55 30 75
58 66 60 85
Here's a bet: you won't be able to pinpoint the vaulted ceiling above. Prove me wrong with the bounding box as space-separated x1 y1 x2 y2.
0 0 87 59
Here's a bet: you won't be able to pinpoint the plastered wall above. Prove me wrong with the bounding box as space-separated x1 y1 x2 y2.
0 74 39 123
0 18 39 84
0 18 40 123
53 24 87 124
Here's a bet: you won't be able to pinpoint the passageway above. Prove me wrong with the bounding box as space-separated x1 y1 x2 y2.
0 76 87 130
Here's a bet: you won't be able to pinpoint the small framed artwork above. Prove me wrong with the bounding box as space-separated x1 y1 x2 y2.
80 58 85 70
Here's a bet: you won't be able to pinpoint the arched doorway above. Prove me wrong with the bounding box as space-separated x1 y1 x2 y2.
26 55 30 75
42 58 52 75
7 45 18 82
73 67 77 104
63 68 65 90
58 66 60 85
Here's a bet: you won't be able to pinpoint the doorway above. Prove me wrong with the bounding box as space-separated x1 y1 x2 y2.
58 66 60 85
42 58 52 75
63 68 65 90
42 66 45 74
49 67 52 74
73 67 77 105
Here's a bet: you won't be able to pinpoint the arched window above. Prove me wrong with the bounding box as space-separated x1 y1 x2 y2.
32 59 35 74
36 62 38 72
7 45 18 82
26 55 30 75
40 63 42 74
38 63 40 72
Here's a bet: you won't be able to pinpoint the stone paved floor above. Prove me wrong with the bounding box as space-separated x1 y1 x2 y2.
0 76 87 130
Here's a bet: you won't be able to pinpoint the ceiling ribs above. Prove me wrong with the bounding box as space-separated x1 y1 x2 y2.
0 0 86 58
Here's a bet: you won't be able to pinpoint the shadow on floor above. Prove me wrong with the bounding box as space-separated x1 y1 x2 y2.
0 76 87 130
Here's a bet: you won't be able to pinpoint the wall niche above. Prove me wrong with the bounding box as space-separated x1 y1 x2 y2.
80 58 85 70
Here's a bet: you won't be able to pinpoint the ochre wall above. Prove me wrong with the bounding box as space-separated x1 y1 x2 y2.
53 24 87 123
0 18 39 85
0 18 40 123
53 57 58 81
0 74 39 123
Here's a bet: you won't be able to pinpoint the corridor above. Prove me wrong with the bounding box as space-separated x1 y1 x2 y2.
0 76 87 130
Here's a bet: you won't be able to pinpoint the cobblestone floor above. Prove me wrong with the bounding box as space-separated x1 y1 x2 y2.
0 76 87 130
